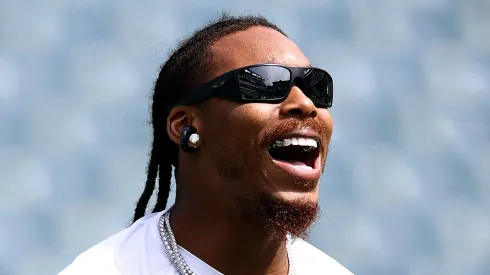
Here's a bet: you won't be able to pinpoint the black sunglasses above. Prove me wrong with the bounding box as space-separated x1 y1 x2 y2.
172 64 333 110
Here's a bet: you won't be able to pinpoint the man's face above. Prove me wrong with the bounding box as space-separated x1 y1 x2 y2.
189 27 333 237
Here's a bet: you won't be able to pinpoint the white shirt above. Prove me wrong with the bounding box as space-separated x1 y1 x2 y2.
59 210 353 275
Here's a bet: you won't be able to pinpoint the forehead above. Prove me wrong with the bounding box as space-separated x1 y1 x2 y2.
208 27 311 78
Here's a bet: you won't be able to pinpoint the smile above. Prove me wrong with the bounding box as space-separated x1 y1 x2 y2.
267 133 322 181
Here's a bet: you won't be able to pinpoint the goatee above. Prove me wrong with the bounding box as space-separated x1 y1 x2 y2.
255 193 320 240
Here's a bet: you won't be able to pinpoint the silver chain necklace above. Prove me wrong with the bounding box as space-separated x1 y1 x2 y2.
157 210 294 275
158 210 194 275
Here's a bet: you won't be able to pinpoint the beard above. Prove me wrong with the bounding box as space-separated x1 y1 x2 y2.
255 192 320 240
215 149 321 241
226 185 320 241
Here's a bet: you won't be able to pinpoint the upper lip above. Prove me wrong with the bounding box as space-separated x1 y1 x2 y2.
267 128 323 149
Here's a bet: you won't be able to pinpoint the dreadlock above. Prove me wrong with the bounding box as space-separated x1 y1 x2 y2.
132 13 286 223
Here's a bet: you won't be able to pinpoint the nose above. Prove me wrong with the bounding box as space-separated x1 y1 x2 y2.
279 86 318 118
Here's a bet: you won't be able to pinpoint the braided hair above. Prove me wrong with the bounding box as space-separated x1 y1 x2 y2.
132 13 286 223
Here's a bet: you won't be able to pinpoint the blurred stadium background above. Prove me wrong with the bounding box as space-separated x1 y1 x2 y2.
1 0 489 274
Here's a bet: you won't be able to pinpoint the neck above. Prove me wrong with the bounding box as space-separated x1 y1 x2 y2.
170 186 290 275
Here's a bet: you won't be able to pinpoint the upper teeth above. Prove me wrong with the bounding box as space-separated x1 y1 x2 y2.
271 137 318 148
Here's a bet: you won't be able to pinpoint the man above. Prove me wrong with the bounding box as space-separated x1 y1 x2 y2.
59 14 353 275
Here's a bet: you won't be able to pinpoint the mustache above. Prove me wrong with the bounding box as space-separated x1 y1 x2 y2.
261 118 330 151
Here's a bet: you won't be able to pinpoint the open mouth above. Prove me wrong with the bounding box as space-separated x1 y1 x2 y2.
268 137 320 171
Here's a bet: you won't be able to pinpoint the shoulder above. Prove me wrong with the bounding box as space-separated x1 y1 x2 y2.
58 211 177 275
289 238 353 275
58 243 121 275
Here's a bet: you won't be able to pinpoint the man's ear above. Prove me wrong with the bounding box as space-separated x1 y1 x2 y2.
166 106 199 146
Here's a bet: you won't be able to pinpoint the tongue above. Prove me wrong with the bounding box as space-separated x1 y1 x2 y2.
280 160 313 170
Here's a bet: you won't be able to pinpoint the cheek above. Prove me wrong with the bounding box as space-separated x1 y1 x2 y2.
228 104 274 145
319 109 334 138
231 104 272 126
201 103 269 148
216 103 274 153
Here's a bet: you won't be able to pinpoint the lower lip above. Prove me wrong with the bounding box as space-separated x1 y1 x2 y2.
270 154 322 182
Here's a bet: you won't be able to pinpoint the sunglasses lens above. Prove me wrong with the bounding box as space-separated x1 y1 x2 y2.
238 66 291 100
303 69 333 107
237 66 333 107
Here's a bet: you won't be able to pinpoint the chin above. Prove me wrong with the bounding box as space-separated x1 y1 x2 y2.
270 187 320 205
256 190 320 240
